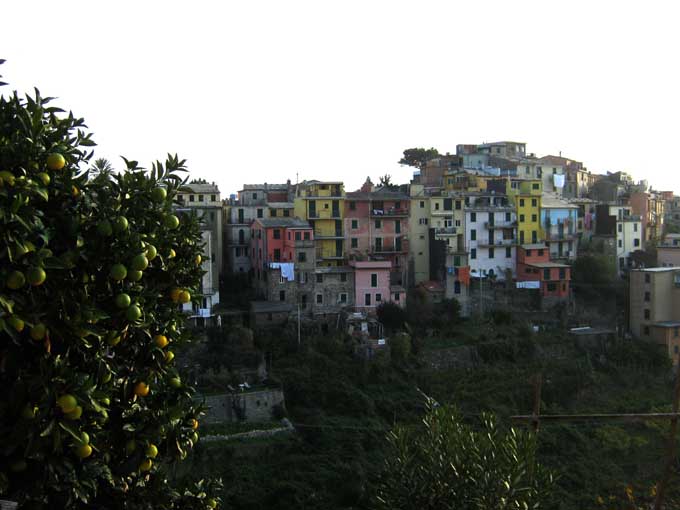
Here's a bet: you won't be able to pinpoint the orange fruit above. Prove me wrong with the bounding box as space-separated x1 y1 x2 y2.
169 288 181 302
139 458 153 472
154 335 168 348
178 291 191 304
134 382 149 397
46 153 66 171
57 394 78 413
75 444 92 459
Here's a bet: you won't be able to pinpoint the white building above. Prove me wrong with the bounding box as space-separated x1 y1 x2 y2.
465 192 517 280
610 205 643 271
176 182 223 314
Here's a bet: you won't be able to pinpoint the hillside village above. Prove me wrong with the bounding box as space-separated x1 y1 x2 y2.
181 141 680 363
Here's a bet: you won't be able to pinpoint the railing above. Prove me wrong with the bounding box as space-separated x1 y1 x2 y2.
435 227 457 235
485 220 517 228
313 230 343 239
293 239 314 248
316 249 344 259
371 245 405 253
477 238 517 247
370 208 409 217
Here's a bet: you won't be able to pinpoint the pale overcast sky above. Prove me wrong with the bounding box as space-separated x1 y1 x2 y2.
1 0 679 195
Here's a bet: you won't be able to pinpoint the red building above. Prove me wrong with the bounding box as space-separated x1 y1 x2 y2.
250 218 316 305
516 243 571 300
345 182 410 286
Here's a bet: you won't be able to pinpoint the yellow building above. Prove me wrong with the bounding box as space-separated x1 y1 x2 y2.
443 169 486 192
507 178 543 244
294 181 345 266
430 192 466 255
409 184 431 284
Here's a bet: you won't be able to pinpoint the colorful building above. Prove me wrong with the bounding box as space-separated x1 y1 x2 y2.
294 181 345 266
464 192 517 280
250 218 316 310
507 179 543 245
629 191 666 246
540 194 579 261
350 260 405 312
408 183 431 285
516 244 571 302
345 183 410 286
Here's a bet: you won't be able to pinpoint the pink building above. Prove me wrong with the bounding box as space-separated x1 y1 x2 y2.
350 260 405 312
345 183 410 286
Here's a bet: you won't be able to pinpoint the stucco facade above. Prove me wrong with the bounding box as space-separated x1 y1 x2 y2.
408 184 431 285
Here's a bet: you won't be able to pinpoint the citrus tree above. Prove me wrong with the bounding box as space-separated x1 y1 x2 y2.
0 63 220 508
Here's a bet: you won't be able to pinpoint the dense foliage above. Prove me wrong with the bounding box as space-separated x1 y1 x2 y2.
398 147 440 168
0 66 219 508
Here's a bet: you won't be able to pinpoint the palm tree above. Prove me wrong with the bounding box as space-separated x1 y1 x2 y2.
90 157 114 176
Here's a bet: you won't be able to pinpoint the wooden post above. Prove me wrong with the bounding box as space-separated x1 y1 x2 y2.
654 371 680 510
531 373 542 434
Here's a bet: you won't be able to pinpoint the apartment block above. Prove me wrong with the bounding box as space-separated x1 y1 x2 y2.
516 244 571 303
176 182 222 314
345 185 409 286
350 260 406 312
507 179 542 245
294 181 345 267
540 194 579 261
629 191 666 246
658 234 680 267
630 268 680 363
465 192 517 280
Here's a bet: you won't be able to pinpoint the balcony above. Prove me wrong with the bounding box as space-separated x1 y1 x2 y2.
476 238 517 247
435 227 457 236
308 211 341 219
313 230 344 239
316 248 344 260
294 239 315 248
371 245 405 253
370 208 409 217
485 220 517 229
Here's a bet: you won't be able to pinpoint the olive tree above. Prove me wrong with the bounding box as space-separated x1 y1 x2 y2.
376 400 554 510
0 64 220 508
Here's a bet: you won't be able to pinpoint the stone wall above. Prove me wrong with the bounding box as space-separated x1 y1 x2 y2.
200 389 285 424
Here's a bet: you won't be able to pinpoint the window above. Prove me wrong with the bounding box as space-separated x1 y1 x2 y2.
273 249 281 261
559 268 566 279
644 309 650 320
543 268 550 280
316 294 323 304
273 229 281 239
270 208 276 217
316 274 323 283
189 195 195 202
279 290 286 301
634 223 638 232
349 201 356 210
295 231 302 241
371 274 378 287
489 248 495 259
339 293 347 303
435 202 440 211
471 229 476 241
644 291 650 302
645 274 651 284
538 249 544 256
420 201 425 208
547 282 557 291
455 200 461 210
675 327 679 338
643 326 650 335
520 199 525 207
618 224 623 233
324 203 329 209
634 238 640 247
395 220 401 234
351 219 358 229
526 249 533 256
375 219 382 229
257 208 263 218
298 252 307 262
365 294 371 306
283 209 290 217
520 214 525 222
351 238 358 248
471 248 477 260
376 293 382 303
505 212 511 222
454 281 461 294
340 273 347 282
304 231 310 240
506 247 512 258
532 183 539 190
531 214 537 222
252 193 257 200
531 199 537 207
470 212 477 222
419 218 428 225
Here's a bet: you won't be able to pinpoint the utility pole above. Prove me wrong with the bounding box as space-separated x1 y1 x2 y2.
297 303 301 346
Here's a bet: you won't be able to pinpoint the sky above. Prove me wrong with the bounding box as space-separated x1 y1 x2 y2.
1 0 679 195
